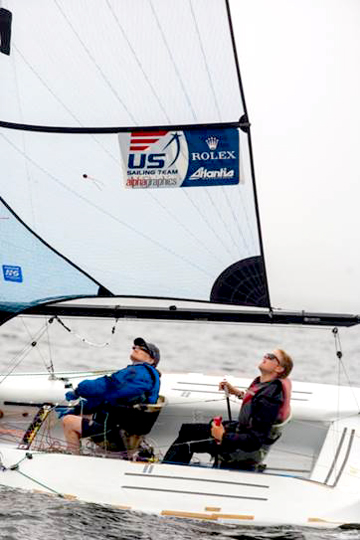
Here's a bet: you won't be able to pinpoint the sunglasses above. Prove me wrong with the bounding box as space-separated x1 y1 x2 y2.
132 345 153 358
133 345 148 353
263 352 281 365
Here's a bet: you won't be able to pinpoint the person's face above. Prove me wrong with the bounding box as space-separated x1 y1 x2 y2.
258 350 284 376
130 345 154 365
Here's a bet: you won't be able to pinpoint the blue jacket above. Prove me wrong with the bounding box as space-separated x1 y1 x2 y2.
73 363 160 413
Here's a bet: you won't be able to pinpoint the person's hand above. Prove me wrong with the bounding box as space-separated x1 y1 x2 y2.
218 379 235 393
55 406 74 418
65 390 78 401
219 380 244 399
211 420 225 444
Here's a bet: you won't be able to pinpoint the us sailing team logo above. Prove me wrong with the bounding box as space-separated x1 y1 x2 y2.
118 128 240 189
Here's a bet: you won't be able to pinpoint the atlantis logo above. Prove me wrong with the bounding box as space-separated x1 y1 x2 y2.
189 167 235 180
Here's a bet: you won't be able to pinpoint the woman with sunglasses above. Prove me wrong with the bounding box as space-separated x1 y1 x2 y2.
163 349 293 471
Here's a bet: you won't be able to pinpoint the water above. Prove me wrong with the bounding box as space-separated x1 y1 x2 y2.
1 315 360 539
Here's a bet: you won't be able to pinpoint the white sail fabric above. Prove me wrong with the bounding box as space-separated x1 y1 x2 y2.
0 125 264 305
0 0 242 127
0 0 270 315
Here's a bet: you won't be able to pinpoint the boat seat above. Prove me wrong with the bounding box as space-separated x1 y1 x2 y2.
216 413 292 472
255 411 293 471
89 395 166 457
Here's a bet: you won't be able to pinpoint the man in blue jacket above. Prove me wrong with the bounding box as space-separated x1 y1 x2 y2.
62 337 160 453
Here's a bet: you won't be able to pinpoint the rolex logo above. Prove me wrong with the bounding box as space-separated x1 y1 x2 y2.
205 137 219 150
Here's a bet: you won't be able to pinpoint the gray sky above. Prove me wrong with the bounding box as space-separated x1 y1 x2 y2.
230 0 360 314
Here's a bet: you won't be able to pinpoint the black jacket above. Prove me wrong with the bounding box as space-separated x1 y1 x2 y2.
221 377 284 454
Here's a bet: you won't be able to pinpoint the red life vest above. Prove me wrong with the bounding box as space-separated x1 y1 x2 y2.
277 377 292 423
242 377 292 423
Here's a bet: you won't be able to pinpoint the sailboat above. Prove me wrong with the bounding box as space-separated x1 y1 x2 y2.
1 0 360 528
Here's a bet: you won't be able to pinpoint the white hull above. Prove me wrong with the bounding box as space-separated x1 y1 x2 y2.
1 371 360 528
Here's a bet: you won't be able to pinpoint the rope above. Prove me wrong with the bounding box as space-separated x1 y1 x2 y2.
20 317 56 373
54 316 118 348
10 463 64 496
0 452 63 495
45 318 55 377
332 327 360 412
0 322 51 384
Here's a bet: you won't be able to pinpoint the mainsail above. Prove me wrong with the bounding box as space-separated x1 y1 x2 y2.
0 0 269 322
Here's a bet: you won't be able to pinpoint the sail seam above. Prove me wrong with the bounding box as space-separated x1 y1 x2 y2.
188 0 222 121
203 189 246 259
144 192 228 265
12 46 121 166
181 190 239 260
52 0 138 125
105 0 171 125
11 46 37 230
149 0 197 122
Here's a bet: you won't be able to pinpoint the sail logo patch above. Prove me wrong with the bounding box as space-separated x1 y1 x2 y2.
189 167 235 179
191 150 236 161
119 127 240 189
205 137 219 150
129 131 168 152
2 265 23 282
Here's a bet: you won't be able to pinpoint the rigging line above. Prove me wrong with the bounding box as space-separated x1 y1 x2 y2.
188 0 222 121
45 318 55 376
55 316 112 348
12 45 121 167
52 0 137 125
0 324 50 384
105 0 171 124
20 317 54 373
0 133 214 279
149 0 197 121
332 327 360 412
13 467 64 497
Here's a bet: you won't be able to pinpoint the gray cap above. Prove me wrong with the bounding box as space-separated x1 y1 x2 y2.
134 337 160 367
